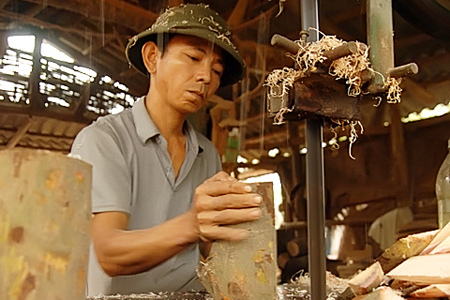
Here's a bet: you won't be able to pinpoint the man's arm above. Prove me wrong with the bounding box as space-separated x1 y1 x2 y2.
91 171 262 277
91 210 199 277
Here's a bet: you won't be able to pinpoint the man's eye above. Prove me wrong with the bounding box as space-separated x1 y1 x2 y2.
188 55 199 62
213 69 222 77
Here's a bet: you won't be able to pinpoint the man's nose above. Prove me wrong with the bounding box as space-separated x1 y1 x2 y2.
195 60 213 84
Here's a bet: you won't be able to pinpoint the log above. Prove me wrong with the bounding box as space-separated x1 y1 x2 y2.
347 262 384 296
410 284 450 298
277 252 290 269
0 148 92 300
375 229 438 273
420 221 450 255
286 237 307 258
352 287 405 300
198 182 277 300
387 253 450 285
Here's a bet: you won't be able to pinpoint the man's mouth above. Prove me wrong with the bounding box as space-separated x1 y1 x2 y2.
189 90 205 101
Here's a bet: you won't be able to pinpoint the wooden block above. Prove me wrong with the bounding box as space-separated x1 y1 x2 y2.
429 234 450 254
0 149 92 300
352 287 405 300
387 253 450 285
420 221 450 255
348 262 384 296
198 182 277 300
375 230 438 273
410 284 450 298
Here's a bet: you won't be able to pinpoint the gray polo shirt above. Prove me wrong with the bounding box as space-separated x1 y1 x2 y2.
71 97 221 296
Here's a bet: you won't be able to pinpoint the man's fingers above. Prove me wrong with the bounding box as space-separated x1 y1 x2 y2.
204 171 237 183
198 180 253 196
201 226 249 242
197 193 262 211
198 207 262 226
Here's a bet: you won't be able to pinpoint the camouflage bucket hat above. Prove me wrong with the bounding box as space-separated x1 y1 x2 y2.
126 3 245 87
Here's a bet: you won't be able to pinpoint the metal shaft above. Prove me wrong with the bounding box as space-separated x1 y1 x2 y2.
367 0 395 90
300 0 327 299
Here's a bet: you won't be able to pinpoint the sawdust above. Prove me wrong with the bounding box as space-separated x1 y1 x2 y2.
265 29 402 159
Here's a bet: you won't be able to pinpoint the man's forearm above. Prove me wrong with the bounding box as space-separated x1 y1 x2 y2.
93 211 199 277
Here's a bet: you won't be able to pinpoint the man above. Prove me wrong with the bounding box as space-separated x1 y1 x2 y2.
71 3 262 296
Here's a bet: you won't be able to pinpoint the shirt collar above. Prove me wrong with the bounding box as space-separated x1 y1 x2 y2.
132 96 205 153
132 96 160 144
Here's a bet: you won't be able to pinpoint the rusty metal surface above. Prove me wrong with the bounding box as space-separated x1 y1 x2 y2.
283 74 361 122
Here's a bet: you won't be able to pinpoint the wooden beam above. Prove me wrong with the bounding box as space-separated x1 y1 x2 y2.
113 26 126 52
402 78 436 105
23 0 158 32
320 17 356 41
227 0 251 27
24 3 46 17
0 0 9 10
332 4 365 24
0 129 75 142
0 10 114 38
5 118 33 149
168 0 184 7
0 104 94 124
388 105 410 205
230 4 277 31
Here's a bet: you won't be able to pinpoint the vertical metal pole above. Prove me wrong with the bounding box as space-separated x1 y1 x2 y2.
367 0 410 204
300 1 327 300
366 0 395 88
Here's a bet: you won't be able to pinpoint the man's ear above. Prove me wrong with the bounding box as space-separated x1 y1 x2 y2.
141 41 159 74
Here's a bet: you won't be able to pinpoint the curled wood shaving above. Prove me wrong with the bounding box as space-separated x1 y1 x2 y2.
266 29 400 158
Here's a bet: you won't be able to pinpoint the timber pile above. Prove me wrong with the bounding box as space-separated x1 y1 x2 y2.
345 221 450 299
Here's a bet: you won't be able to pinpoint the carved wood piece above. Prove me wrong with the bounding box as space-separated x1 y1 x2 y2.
198 182 276 300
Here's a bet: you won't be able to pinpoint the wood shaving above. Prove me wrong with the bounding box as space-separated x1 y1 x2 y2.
266 29 400 158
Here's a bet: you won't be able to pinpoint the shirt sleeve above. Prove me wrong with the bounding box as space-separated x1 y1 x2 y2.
71 124 132 215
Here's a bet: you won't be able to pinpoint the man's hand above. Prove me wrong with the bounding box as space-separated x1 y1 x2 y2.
193 171 262 242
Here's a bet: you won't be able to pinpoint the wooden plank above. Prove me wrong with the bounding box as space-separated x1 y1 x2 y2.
198 182 277 300
387 253 450 285
420 220 450 254
429 234 450 254
352 287 405 300
0 148 92 300
410 284 450 298
375 229 438 273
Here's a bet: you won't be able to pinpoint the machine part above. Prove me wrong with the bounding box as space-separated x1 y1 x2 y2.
283 75 361 122
299 3 327 300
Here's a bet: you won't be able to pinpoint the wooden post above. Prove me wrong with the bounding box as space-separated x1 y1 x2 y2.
0 148 92 300
198 182 277 300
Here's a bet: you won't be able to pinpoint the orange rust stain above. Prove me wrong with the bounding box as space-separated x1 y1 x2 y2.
45 169 62 190
33 191 47 204
18 273 35 300
75 172 84 184
220 294 231 300
77 268 86 295
8 226 24 244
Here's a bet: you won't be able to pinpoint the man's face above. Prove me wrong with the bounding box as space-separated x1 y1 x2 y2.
151 35 224 116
